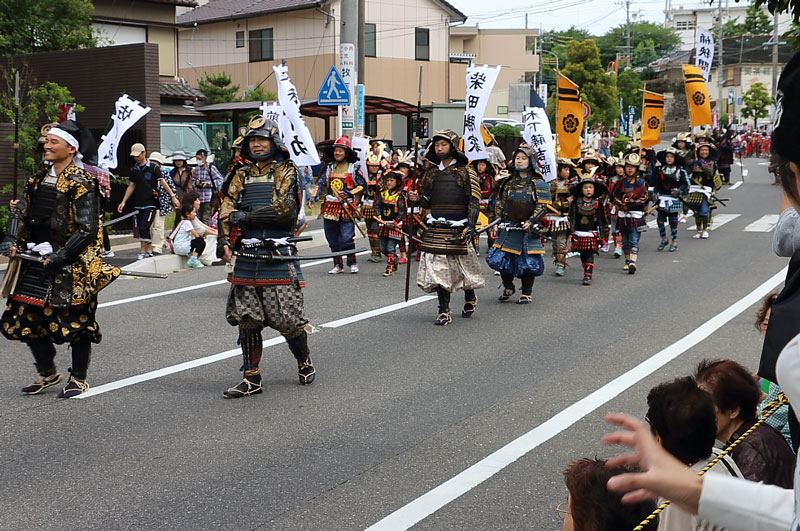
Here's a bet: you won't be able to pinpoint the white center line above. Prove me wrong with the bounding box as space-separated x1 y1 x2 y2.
78 294 436 398
98 250 371 309
365 266 788 530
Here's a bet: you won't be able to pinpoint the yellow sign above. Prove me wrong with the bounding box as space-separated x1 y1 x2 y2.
641 91 664 148
682 65 712 127
556 73 583 159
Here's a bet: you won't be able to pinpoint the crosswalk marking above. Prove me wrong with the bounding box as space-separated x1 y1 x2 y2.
744 214 780 232
730 181 743 190
689 213 740 231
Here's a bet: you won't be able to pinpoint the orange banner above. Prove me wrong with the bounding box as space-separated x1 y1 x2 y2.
556 73 583 159
682 65 712 127
641 91 664 148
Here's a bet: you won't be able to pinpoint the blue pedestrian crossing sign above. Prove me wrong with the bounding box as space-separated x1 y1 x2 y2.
318 66 350 106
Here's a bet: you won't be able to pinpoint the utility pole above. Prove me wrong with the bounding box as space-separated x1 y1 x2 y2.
357 0 365 85
771 10 779 100
625 0 631 57
717 0 725 118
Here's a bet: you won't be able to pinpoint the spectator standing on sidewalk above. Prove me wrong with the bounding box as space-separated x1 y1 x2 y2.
117 143 162 260
148 152 180 255
169 151 193 225
193 149 223 225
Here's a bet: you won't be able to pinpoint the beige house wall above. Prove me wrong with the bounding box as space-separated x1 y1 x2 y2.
93 1 176 25
451 28 539 88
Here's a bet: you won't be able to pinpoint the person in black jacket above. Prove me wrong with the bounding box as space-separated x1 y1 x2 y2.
117 143 162 259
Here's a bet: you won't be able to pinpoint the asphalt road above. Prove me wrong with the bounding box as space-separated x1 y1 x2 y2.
0 154 788 530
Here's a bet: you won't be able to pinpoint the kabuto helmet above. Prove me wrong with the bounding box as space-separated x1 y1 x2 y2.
324 135 358 163
425 129 468 164
241 115 283 160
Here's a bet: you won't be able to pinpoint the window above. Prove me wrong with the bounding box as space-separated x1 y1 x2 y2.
497 105 508 115
675 21 696 30
743 67 752 75
415 28 429 61
249 28 273 62
235 31 244 48
365 23 376 57
365 114 378 137
525 35 536 54
524 71 536 83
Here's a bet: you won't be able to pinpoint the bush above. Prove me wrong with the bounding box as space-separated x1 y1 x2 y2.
612 135 632 157
490 124 521 138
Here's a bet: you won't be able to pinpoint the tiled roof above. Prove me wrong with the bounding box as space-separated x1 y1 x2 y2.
160 80 207 101
178 0 326 25
178 0 465 25
145 0 198 7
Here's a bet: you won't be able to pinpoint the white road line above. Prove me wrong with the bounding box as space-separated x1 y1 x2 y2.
366 265 789 531
743 169 749 177
730 181 743 190
97 250 371 309
686 213 740 231
78 294 435 398
744 214 780 232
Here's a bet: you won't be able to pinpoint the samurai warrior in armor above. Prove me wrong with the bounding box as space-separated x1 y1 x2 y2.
569 177 608 286
612 152 649 274
217 116 315 398
409 130 484 326
365 140 388 263
686 141 722 239
1 120 119 398
653 147 689 252
374 170 407 277
486 145 547 304
472 156 497 253
315 135 367 274
548 158 577 276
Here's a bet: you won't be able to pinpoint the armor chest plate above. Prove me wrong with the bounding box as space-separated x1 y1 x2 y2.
505 177 535 223
328 167 353 195
380 191 400 221
239 179 274 210
30 179 58 225
429 172 467 220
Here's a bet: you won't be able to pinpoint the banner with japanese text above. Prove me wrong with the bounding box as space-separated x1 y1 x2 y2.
695 28 714 82
96 94 151 170
273 64 320 166
641 91 664 148
556 72 583 159
683 65 712 127
351 136 370 181
522 92 557 182
463 64 501 161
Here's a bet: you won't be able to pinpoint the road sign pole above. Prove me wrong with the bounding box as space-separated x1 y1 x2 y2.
337 106 343 138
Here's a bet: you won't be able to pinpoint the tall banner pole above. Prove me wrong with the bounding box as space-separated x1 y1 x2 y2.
12 70 20 200
405 65 423 302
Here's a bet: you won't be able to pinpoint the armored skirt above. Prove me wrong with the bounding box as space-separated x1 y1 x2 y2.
2 296 101 345
485 228 545 278
417 248 485 293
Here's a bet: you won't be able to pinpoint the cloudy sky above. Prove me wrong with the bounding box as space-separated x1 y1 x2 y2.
450 0 712 35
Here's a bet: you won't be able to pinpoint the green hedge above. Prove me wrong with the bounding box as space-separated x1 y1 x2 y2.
611 135 632 157
490 124 521 138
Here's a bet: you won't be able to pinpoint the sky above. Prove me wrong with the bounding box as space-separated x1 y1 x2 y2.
449 0 713 35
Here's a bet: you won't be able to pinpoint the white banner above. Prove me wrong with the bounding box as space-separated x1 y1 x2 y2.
463 64 501 161
522 106 557 182
96 94 151 170
695 28 714 83
351 136 370 181
273 65 321 166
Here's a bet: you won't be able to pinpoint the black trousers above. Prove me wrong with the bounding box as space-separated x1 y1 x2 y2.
190 236 206 256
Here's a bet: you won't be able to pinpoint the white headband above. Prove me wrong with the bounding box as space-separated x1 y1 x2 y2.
49 127 79 149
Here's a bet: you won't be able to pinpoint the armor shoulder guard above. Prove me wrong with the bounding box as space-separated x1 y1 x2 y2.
58 165 95 198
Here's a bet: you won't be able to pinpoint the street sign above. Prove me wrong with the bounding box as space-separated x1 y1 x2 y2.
318 66 350 106
538 83 548 105
582 102 591 120
340 43 356 131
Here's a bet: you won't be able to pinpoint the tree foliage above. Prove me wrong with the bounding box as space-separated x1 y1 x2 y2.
242 85 277 102
595 22 681 68
197 72 240 105
616 69 643 117
711 0 799 23
561 39 619 128
715 4 774 36
0 0 97 55
741 82 771 124
538 27 592 84
785 23 800 48
0 65 84 185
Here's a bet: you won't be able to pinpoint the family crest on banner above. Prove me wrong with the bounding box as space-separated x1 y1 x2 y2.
96 94 151 170
555 71 583 159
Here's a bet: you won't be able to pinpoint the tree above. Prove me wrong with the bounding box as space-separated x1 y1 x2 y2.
710 0 800 23
560 39 619 128
596 22 681 68
741 82 771 125
197 72 240 104
242 85 277 102
539 27 593 84
0 0 97 55
782 22 800 49
0 64 85 184
742 3 774 33
617 69 643 117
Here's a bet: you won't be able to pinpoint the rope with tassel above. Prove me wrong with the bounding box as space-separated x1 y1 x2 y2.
631 393 789 531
